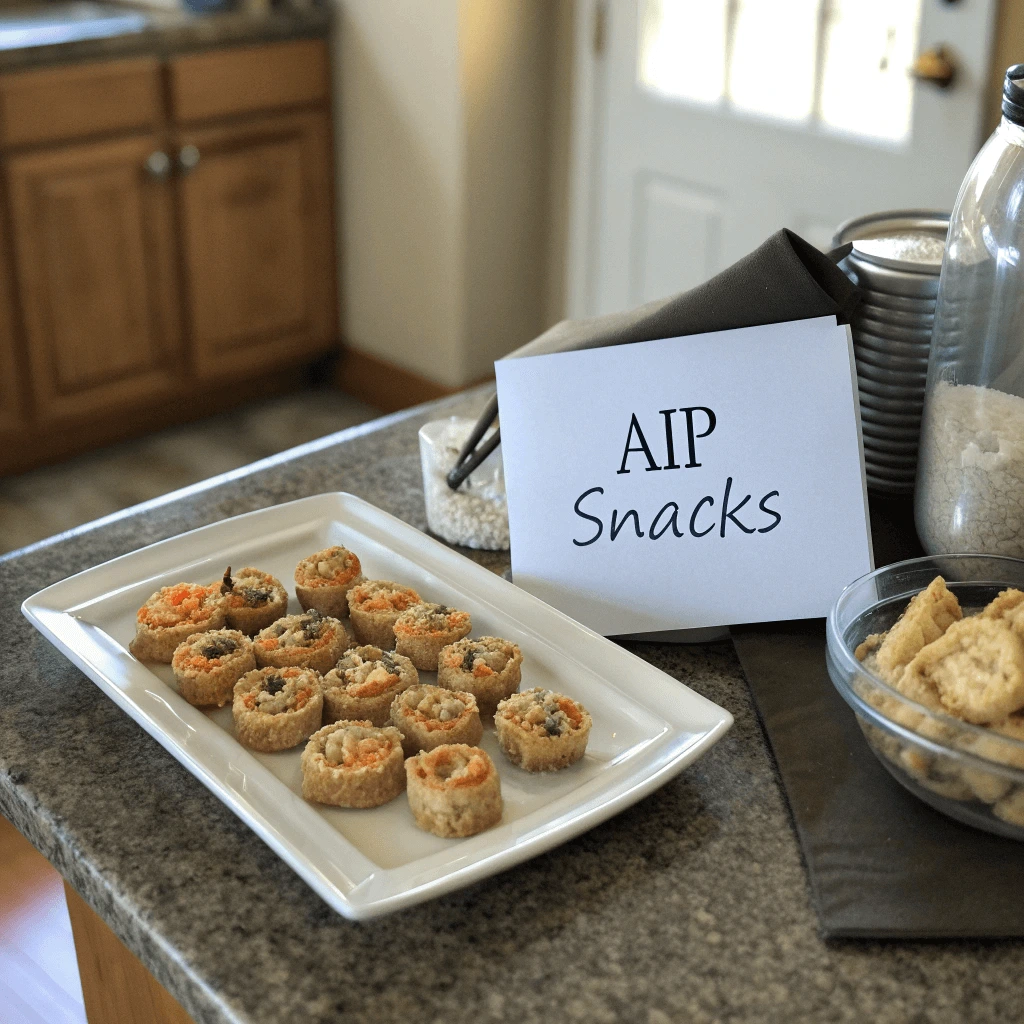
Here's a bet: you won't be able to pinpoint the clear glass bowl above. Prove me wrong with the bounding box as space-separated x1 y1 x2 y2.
826 554 1024 840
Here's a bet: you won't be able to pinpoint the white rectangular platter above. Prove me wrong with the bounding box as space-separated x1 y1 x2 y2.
22 493 733 920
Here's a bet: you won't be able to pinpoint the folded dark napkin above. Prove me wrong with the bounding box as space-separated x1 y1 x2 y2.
449 229 858 487
510 228 858 361
733 497 1024 940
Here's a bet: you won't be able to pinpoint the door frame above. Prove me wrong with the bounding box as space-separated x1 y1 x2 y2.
565 0 610 320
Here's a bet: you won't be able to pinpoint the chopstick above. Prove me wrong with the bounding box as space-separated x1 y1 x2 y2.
446 392 499 490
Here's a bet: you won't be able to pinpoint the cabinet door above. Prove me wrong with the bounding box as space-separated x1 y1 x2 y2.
176 110 336 379
7 136 180 423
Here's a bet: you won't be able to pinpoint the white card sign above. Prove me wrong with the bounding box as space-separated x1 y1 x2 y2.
494 316 873 636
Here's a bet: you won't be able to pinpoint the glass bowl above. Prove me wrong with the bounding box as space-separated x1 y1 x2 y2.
826 554 1024 840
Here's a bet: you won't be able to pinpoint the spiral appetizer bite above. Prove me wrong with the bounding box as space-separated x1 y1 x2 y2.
253 610 349 675
294 545 363 617
130 582 227 663
495 688 592 772
438 636 523 717
393 603 472 671
347 580 422 648
171 629 256 707
233 667 322 752
321 646 418 727
219 566 288 635
301 721 406 807
405 744 502 838
391 684 483 757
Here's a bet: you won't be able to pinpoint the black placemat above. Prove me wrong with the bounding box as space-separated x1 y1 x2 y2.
732 497 1024 939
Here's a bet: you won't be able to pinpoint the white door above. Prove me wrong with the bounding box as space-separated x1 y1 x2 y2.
567 0 998 317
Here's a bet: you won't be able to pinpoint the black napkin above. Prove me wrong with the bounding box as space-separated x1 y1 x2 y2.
733 497 1024 939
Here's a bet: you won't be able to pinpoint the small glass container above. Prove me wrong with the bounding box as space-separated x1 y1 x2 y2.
419 417 509 551
916 66 1024 556
827 554 1024 839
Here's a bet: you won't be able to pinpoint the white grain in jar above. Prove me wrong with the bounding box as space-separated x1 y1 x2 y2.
419 416 510 551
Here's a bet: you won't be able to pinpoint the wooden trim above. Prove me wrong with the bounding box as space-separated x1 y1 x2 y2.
335 346 484 412
64 882 196 1024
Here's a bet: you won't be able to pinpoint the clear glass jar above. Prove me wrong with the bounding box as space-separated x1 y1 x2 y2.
915 66 1024 556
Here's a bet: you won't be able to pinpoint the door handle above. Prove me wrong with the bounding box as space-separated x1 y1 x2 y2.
177 144 201 174
911 46 956 89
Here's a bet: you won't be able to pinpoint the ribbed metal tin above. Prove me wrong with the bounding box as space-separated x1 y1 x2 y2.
834 210 948 495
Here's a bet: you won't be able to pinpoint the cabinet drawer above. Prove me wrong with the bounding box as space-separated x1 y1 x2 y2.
0 57 161 148
169 39 330 124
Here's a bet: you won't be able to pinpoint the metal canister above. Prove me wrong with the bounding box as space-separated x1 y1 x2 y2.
832 211 949 495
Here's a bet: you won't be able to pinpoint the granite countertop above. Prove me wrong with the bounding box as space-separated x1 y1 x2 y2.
1 389 1021 1024
0 0 330 72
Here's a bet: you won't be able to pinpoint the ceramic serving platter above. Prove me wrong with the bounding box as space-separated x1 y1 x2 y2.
22 493 733 920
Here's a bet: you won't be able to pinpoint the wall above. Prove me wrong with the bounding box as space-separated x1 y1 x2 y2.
332 0 465 388
987 0 1024 135
332 0 562 391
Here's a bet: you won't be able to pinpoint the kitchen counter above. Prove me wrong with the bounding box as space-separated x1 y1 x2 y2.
1 389 1021 1024
0 0 330 72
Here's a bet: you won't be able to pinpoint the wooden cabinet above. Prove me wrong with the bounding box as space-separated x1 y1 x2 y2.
0 39 337 472
176 110 335 379
7 135 180 421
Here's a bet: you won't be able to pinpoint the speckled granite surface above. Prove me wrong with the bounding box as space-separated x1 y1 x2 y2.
2 390 1023 1024
0 1 330 72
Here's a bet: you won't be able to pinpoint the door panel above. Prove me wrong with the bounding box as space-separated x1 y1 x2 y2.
176 110 336 379
630 174 722 305
7 136 180 422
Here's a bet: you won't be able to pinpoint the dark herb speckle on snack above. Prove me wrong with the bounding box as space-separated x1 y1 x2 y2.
239 586 273 606
200 636 240 660
221 566 234 595
461 647 479 672
302 609 324 638
264 675 287 697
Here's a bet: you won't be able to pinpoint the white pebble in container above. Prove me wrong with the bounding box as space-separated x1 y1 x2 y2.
419 417 510 551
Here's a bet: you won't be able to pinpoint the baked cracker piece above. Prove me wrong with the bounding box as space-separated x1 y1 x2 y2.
901 616 1024 725
979 588 1024 640
980 588 1024 621
869 576 962 685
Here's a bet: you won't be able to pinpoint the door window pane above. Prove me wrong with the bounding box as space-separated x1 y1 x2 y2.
638 0 728 105
819 0 921 141
728 0 819 123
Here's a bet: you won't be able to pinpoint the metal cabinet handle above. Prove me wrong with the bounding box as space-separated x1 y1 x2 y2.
144 150 171 179
178 144 201 174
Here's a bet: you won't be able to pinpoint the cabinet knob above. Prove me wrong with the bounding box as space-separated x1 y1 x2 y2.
178 145 201 174
144 151 171 179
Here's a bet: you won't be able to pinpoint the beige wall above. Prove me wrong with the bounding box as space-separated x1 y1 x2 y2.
988 0 1024 135
333 0 466 388
332 0 564 389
